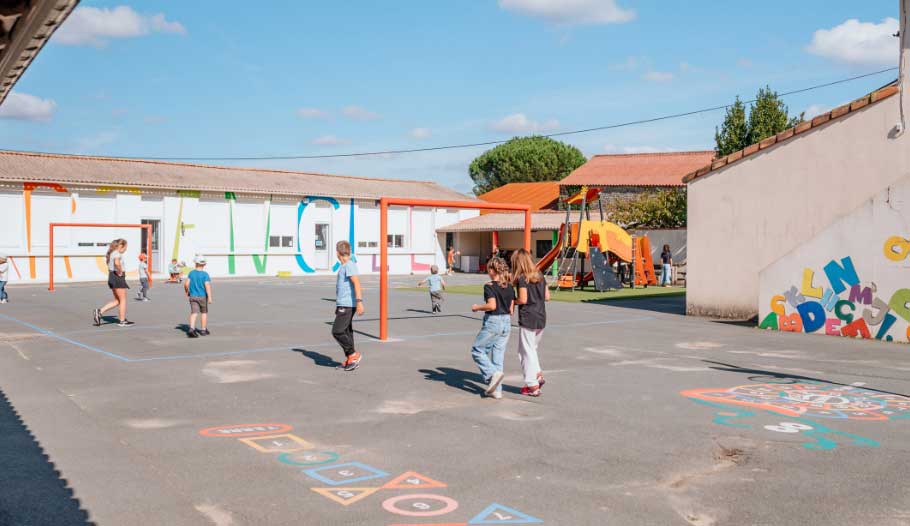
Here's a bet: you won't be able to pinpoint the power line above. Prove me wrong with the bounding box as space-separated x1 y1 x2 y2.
33 66 900 162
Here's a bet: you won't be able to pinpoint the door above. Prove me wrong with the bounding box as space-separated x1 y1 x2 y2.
140 219 161 273
314 223 330 270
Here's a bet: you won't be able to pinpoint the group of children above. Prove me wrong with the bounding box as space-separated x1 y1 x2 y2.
91 238 213 336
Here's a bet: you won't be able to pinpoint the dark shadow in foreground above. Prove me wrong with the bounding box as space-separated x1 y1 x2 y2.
0 387 96 525
419 367 522 396
581 292 686 316
292 349 342 368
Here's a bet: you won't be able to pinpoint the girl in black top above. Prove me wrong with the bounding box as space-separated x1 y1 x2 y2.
511 248 549 397
470 257 514 399
660 244 673 287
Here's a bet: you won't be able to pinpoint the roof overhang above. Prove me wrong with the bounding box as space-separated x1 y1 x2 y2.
0 0 79 105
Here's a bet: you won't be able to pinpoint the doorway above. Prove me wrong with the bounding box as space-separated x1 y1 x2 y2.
140 219 161 273
314 223 331 270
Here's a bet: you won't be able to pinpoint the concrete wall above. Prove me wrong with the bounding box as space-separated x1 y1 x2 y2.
0 185 477 283
687 96 910 318
758 177 910 343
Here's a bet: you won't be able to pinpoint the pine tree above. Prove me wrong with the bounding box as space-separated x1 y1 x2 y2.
714 97 748 157
714 87 803 157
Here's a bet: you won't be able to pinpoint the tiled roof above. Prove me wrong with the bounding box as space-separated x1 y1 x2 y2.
436 211 565 233
561 151 715 187
478 182 560 212
0 150 467 201
683 83 899 184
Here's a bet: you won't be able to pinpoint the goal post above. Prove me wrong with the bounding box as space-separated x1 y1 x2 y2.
48 223 153 292
379 198 532 341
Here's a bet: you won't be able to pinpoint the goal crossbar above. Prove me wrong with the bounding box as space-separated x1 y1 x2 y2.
379 198 532 341
49 223 153 292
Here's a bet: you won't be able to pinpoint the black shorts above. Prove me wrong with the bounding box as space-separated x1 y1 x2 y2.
108 271 129 290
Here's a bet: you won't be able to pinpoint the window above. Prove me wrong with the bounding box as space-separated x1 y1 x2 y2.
269 236 294 248
387 235 404 248
357 241 379 248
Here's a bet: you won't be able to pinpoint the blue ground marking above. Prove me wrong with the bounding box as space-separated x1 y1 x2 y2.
469 502 543 524
0 313 130 362
302 462 389 486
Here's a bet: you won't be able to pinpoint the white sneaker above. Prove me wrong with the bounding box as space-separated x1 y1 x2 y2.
491 391 503 400
485 371 505 395
0 299 6 304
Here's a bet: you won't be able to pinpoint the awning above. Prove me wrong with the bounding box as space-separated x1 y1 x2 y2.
437 212 564 233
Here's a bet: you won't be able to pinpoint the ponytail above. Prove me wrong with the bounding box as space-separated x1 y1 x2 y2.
487 257 511 287
106 238 126 262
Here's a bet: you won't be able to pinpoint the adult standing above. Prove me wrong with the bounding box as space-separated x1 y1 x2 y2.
93 238 135 327
660 244 673 287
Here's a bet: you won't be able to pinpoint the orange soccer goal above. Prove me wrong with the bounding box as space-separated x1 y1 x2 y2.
378 198 532 341
48 223 153 292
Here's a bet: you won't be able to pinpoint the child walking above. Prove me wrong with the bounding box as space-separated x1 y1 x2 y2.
136 253 150 301
470 257 514 399
93 239 134 327
511 249 549 397
0 254 9 304
417 265 446 313
184 255 212 338
332 241 364 371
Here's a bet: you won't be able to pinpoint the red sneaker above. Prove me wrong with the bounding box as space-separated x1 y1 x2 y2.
343 352 362 371
537 372 546 389
521 385 541 397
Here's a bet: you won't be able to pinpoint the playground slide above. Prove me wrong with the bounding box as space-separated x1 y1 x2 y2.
536 223 566 271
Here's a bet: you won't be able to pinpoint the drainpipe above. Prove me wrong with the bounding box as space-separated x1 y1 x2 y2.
899 0 909 136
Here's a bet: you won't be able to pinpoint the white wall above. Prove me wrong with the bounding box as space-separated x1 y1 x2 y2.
687 96 910 318
758 177 910 343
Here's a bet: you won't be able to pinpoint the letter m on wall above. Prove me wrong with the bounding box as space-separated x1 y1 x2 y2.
823 257 860 295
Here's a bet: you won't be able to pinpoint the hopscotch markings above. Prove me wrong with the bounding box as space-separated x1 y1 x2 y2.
468 503 543 524
764 422 814 433
240 434 313 453
311 487 381 506
382 494 459 518
382 471 447 490
198 423 292 438
388 523 467 526
278 450 339 467
304 462 390 486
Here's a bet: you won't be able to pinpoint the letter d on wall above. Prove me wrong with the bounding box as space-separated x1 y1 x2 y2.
797 301 826 333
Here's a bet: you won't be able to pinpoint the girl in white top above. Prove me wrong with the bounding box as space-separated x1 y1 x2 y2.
93 239 134 327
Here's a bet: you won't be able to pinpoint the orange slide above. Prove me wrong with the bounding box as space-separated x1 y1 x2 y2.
536 223 566 271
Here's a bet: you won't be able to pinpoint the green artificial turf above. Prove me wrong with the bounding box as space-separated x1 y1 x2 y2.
400 284 685 303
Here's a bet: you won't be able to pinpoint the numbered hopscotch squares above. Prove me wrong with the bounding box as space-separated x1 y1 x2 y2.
239 434 313 453
303 462 389 486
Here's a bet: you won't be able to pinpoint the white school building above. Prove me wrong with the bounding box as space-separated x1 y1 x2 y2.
0 150 479 284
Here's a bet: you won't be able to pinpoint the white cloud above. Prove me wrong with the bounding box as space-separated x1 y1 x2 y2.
489 113 560 134
54 6 186 47
499 0 635 26
643 71 674 82
0 92 57 121
312 135 349 146
410 127 431 140
342 105 380 121
802 104 832 119
807 18 898 66
297 108 329 119
603 144 670 154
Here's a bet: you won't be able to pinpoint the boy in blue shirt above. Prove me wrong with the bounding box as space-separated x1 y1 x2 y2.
184 255 213 338
417 265 446 313
333 240 364 371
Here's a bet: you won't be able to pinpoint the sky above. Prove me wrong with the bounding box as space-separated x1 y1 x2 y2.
0 1 901 194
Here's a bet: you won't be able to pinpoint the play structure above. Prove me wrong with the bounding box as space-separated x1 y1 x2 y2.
537 186 657 292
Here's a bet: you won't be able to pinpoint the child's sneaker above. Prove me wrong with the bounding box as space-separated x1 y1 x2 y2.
93 309 101 326
537 372 546 389
142 298 150 302
187 329 199 338
118 319 135 327
491 391 503 400
343 352 362 371
198 328 210 336
485 371 505 395
0 299 7 304
521 385 541 397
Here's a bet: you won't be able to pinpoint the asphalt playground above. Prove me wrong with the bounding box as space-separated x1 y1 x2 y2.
1 274 909 526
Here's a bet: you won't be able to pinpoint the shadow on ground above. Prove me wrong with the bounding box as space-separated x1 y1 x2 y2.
293 349 342 368
704 360 910 397
582 292 686 315
0 387 95 526
419 367 522 395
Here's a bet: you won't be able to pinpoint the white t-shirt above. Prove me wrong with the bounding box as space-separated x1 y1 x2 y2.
0 261 8 281
108 253 121 273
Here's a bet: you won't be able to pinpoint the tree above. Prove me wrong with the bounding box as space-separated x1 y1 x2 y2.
714 86 803 157
469 136 586 195
609 188 687 228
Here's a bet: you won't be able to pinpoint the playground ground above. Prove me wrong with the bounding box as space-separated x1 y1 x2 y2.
1 274 909 526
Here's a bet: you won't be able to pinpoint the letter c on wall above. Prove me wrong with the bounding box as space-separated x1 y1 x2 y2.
295 197 340 273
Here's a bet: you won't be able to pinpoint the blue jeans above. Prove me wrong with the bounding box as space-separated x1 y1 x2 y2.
0 281 6 300
471 314 511 394
661 264 672 286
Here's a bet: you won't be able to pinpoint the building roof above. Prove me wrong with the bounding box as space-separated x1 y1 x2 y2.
477 182 560 212
561 151 715 187
683 83 899 184
0 149 468 201
0 0 79 105
437 211 564 233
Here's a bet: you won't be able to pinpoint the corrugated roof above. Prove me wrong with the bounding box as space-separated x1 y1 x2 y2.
0 149 466 200
683 83 899 184
561 151 714 187
477 182 560 212
437 211 564 233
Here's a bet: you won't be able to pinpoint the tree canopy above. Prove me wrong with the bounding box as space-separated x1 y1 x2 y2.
715 86 803 157
469 136 586 195
609 188 687 229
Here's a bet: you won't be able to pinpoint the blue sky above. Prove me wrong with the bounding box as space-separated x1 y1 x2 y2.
0 1 900 193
